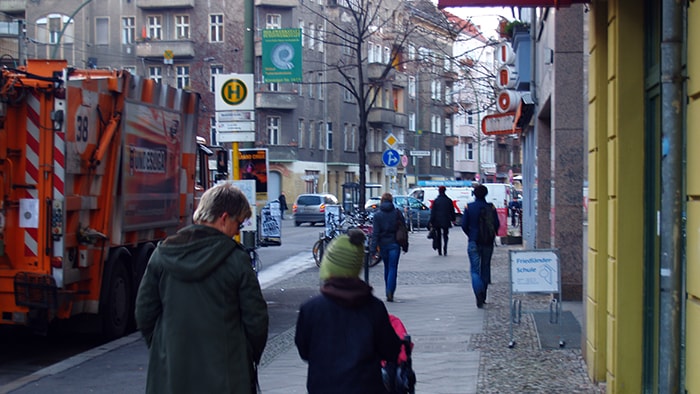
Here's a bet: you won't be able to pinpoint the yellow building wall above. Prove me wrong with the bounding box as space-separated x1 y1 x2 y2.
685 2 700 392
585 2 608 383
586 1 645 392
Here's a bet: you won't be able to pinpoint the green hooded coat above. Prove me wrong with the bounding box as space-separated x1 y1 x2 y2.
135 225 269 394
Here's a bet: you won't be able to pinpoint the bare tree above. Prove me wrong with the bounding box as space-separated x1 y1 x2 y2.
300 0 461 208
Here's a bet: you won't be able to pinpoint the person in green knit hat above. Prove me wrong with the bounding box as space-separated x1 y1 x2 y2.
295 228 402 393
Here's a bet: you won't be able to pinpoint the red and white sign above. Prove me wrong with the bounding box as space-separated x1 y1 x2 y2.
497 66 518 90
497 90 520 113
497 42 515 65
481 112 521 136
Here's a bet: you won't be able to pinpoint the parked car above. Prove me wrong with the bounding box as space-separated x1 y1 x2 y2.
293 193 339 226
366 195 431 228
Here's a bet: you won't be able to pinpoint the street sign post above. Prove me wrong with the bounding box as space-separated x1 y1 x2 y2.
382 149 400 167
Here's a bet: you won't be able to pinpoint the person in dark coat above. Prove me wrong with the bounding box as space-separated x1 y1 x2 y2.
135 183 269 394
461 184 500 309
295 229 402 394
429 186 457 256
278 191 288 219
370 192 405 302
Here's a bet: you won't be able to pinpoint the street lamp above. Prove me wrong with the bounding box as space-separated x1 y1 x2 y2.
51 0 93 60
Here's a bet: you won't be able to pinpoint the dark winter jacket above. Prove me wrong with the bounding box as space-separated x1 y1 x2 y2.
461 198 501 244
295 277 402 394
430 193 456 229
135 224 269 394
370 201 405 252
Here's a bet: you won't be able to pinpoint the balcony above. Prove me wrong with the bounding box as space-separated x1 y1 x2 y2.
0 0 24 12
394 112 408 129
255 0 297 7
368 108 394 125
367 152 384 167
136 0 194 8
266 145 299 162
135 40 195 59
444 136 459 147
392 72 408 88
255 92 297 110
444 103 460 115
367 63 394 81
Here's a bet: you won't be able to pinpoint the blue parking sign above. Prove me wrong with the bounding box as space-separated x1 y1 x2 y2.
382 149 400 167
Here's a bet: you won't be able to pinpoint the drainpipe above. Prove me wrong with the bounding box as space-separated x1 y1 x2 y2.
658 1 683 392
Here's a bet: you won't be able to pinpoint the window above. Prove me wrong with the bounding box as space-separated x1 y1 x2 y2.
210 14 224 42
367 42 376 63
431 148 442 166
344 123 350 151
408 76 416 98
408 44 415 60
96 17 109 46
210 65 223 92
123 66 136 75
445 117 452 136
268 82 279 92
298 83 303 96
121 17 135 44
318 122 324 149
266 14 281 29
344 86 353 102
408 113 416 131
445 150 452 169
308 23 315 49
149 66 162 83
299 20 304 47
308 120 315 148
468 114 474 125
176 65 190 89
147 15 162 40
383 46 390 64
211 117 217 146
298 119 305 148
318 73 324 99
176 15 190 39
466 142 474 160
326 122 333 150
316 24 323 52
431 80 441 100
36 14 74 45
267 116 280 145
308 75 314 98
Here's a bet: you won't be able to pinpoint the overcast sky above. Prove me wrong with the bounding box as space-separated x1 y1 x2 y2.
438 6 515 40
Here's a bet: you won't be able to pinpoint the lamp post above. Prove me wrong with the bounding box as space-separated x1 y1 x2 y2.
51 0 93 60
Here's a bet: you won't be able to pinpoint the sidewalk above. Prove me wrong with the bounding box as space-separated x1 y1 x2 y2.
2 230 602 393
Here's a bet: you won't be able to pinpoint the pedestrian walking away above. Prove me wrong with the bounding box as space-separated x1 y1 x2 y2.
429 185 456 256
370 192 406 302
278 191 288 219
295 228 402 394
461 184 500 309
135 183 269 394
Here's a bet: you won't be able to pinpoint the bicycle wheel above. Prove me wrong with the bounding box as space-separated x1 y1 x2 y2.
312 239 325 267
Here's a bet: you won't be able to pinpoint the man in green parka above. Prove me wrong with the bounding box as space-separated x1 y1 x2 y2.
136 183 269 394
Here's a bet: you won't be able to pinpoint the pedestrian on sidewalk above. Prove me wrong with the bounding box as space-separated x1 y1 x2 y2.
278 191 288 219
295 228 402 394
370 192 405 302
461 184 500 308
429 186 456 256
135 183 269 394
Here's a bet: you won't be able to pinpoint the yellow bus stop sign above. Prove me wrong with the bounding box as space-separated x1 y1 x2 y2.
221 79 248 106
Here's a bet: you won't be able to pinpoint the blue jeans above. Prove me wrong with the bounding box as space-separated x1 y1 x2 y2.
467 241 494 299
380 243 401 296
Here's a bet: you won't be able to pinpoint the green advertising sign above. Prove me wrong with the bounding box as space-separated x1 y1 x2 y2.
262 29 302 83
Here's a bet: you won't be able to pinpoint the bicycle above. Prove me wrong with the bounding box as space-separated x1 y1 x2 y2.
312 211 381 268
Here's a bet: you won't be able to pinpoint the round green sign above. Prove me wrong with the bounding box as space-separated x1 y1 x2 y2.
221 79 248 106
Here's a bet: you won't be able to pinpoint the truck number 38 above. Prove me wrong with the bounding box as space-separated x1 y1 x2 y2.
76 115 89 142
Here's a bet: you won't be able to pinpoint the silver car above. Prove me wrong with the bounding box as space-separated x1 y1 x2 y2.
365 195 431 227
293 193 339 226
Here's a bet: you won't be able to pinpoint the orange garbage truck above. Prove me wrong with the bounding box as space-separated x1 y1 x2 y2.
0 60 213 338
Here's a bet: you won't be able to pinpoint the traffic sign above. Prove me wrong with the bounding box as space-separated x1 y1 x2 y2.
410 150 431 157
215 74 254 111
401 155 409 167
384 133 398 148
382 149 400 167
385 167 397 176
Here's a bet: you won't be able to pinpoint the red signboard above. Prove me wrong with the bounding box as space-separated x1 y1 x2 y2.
482 112 521 135
437 0 589 9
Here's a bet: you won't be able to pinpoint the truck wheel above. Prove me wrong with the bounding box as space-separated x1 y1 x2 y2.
101 259 132 339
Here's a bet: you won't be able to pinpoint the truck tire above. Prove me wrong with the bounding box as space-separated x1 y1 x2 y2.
129 243 155 331
101 258 132 340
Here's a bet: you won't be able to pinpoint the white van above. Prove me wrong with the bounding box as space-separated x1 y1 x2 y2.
408 185 474 221
480 183 516 209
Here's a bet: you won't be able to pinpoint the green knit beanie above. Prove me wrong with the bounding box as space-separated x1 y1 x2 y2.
319 229 366 280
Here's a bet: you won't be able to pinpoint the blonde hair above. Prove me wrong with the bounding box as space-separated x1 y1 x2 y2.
193 183 252 224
